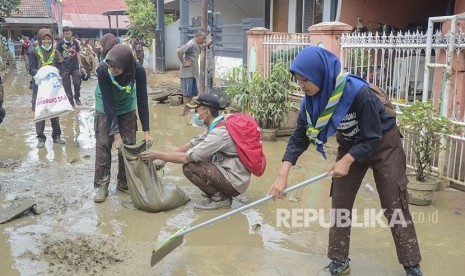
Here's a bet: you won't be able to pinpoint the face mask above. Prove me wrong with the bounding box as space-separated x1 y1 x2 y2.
41 44 52 51
192 110 207 126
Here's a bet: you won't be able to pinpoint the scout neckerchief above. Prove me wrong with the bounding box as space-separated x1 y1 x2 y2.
104 59 134 94
208 115 225 132
305 73 348 145
36 46 55 66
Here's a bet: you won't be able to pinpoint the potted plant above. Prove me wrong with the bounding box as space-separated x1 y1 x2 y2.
398 100 452 205
251 61 296 139
225 62 296 140
224 65 260 114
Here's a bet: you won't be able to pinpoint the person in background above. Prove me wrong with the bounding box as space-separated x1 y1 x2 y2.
267 46 423 276
21 36 32 71
28 28 65 148
79 38 95 80
94 38 102 63
92 40 153 203
131 37 145 66
176 30 211 116
56 26 82 107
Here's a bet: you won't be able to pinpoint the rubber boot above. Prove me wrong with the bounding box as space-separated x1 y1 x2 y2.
94 183 109 203
194 192 232 210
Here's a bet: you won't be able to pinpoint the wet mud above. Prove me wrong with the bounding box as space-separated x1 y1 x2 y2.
0 63 464 275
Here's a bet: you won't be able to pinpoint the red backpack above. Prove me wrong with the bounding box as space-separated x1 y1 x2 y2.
225 113 267 176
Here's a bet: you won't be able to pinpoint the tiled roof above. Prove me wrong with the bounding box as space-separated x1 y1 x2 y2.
60 0 130 30
11 0 51 18
61 0 128 14
62 13 129 30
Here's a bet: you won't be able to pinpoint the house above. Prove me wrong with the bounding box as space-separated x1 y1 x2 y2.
2 0 57 41
166 0 333 35
55 0 130 38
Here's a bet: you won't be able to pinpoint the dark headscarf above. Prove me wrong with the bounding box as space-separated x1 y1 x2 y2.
37 28 53 46
290 46 368 158
106 44 136 86
101 33 118 58
36 28 56 65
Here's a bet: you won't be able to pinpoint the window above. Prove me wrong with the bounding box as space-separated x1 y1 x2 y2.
302 0 324 32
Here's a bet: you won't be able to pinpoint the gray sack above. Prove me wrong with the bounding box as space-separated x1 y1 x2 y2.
121 141 190 212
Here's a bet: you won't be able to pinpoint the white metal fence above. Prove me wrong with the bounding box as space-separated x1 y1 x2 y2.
263 32 310 92
340 15 465 189
260 20 465 189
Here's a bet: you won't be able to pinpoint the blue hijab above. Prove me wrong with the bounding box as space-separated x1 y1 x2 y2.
290 46 368 158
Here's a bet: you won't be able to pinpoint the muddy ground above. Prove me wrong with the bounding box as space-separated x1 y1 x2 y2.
0 63 465 276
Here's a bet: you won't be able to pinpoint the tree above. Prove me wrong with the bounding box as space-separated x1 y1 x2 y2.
0 0 21 17
125 0 175 46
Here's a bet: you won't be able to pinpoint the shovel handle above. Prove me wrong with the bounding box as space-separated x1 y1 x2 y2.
178 172 330 237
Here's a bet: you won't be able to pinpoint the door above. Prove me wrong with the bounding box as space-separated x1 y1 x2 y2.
273 0 289 32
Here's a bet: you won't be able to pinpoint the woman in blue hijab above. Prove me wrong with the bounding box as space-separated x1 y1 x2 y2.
268 47 422 276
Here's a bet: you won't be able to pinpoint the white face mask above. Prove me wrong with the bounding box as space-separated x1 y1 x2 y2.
41 44 52 51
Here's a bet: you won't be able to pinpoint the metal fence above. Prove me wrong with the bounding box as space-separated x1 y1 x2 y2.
340 16 465 189
259 20 465 189
263 32 310 87
341 31 438 108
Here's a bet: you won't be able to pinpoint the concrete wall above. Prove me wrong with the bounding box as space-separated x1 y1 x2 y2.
456 1 465 14
165 20 181 70
214 56 243 84
339 0 449 31
188 0 266 24
434 13 465 120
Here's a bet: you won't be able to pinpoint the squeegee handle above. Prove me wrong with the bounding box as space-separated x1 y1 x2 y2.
179 172 330 236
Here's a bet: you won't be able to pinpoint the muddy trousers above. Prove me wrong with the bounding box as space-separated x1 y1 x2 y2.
93 111 137 188
328 126 421 267
61 68 81 106
182 161 240 198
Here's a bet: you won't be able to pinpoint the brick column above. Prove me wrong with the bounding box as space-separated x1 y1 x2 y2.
308 22 353 58
246 27 270 73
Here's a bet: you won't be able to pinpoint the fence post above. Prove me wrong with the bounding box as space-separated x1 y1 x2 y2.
246 27 270 74
308 22 352 58
212 13 222 48
179 0 190 45
242 18 265 66
152 38 156 73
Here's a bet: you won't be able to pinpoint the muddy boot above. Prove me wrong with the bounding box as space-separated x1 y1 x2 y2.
116 181 129 194
324 259 350 275
94 184 109 203
194 192 232 210
53 137 66 144
404 265 423 276
37 139 45 148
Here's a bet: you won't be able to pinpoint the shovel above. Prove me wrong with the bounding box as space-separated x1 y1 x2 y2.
150 172 330 266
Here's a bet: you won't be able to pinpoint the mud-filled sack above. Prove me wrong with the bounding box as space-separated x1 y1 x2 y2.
121 141 190 212
33 66 74 123
77 110 96 148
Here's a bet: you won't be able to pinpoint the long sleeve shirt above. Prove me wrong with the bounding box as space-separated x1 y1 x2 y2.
96 64 150 136
283 86 396 164
28 48 62 93
186 126 251 193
